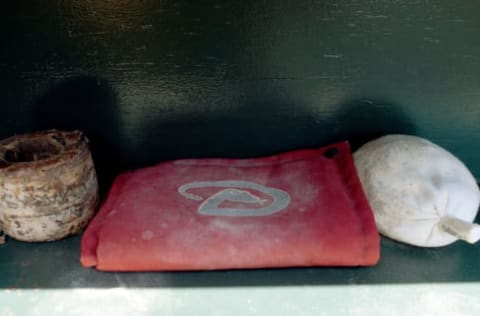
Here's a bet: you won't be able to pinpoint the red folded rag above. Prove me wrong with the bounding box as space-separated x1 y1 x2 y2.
81 142 380 271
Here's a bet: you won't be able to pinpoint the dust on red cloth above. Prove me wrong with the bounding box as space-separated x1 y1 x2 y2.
81 142 380 271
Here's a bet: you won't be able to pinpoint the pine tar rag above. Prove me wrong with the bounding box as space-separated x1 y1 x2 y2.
81 142 380 271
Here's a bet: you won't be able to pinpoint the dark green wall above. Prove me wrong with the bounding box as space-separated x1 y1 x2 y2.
1 0 480 189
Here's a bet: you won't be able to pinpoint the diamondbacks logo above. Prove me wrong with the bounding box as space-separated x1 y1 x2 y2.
178 180 291 217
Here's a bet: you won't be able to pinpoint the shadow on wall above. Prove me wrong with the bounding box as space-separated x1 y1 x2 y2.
30 79 417 187
333 99 417 151
129 101 322 167
129 97 417 169
31 76 124 194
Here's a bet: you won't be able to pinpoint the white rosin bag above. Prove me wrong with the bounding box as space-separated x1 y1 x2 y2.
353 134 480 247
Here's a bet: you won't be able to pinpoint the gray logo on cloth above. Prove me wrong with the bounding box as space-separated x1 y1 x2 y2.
178 180 291 217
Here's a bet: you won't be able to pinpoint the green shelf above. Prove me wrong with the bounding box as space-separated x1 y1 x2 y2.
2 236 480 315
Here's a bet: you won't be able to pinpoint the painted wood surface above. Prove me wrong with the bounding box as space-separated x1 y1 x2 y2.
1 0 480 186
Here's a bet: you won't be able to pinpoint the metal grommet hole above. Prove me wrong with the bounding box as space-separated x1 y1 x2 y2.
324 147 339 159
